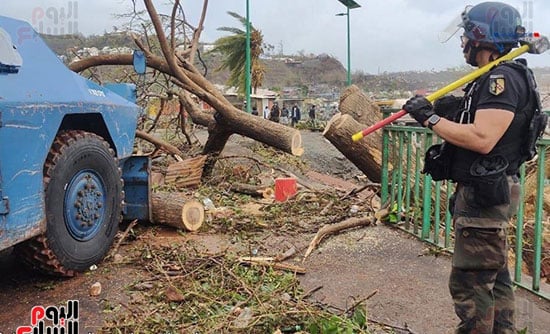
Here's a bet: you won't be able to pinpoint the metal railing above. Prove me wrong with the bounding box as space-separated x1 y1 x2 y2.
380 114 550 300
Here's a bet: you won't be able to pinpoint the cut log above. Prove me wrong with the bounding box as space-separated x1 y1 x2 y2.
213 111 304 156
339 85 382 126
329 85 386 183
323 113 383 183
165 155 207 189
151 192 204 231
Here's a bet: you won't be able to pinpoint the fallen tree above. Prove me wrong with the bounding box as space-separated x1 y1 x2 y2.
69 0 303 177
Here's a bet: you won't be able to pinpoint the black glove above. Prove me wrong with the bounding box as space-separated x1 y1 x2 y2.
433 95 462 118
402 95 434 126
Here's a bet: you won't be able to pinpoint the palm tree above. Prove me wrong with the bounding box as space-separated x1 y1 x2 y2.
209 11 265 95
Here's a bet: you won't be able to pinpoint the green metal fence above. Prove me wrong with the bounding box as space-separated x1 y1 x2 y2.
380 114 550 300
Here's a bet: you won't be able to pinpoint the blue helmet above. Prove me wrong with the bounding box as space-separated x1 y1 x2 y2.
460 2 523 45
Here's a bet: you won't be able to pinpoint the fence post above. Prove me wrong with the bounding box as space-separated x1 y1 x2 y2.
421 132 433 240
532 145 546 291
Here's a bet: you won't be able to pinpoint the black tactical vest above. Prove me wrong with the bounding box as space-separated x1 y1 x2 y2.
448 60 539 182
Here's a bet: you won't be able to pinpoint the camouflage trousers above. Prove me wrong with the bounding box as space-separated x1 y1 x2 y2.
449 176 520 334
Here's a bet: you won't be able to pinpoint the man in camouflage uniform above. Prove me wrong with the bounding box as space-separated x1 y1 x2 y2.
403 2 546 333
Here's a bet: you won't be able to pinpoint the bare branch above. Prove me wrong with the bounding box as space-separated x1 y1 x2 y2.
187 0 208 64
145 0 229 113
170 0 179 53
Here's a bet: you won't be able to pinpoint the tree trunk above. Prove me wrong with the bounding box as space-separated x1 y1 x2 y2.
151 192 204 231
202 119 234 177
339 85 382 126
323 113 383 183
179 92 304 179
213 111 304 156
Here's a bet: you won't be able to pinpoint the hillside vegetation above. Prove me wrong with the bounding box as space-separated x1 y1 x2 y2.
42 33 550 100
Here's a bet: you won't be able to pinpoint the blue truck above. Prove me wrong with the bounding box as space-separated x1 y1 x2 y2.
0 16 151 276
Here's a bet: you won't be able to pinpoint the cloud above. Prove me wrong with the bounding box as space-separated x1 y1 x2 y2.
2 0 549 73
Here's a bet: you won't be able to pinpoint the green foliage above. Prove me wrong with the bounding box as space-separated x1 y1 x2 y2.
102 245 374 333
306 310 370 334
296 119 325 132
208 11 265 94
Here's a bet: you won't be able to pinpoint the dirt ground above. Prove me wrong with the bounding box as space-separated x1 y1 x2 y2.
1 130 549 333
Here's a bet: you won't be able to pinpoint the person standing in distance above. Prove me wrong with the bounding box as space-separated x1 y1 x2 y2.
308 105 316 121
291 104 301 127
403 2 546 333
269 102 281 123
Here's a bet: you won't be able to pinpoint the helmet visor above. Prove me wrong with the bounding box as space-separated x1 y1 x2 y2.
438 5 472 43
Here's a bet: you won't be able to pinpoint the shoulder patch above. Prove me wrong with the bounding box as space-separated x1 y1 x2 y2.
489 74 505 96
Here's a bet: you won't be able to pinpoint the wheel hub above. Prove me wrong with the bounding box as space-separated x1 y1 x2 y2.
64 171 106 241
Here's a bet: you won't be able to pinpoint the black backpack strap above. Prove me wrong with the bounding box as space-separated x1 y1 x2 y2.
500 59 542 114
500 59 548 162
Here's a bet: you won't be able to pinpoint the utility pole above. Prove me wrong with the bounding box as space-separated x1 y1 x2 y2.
336 0 361 86
245 0 251 113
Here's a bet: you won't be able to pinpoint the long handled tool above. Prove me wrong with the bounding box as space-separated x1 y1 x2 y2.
351 35 550 142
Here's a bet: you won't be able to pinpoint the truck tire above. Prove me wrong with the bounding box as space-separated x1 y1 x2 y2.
16 130 123 276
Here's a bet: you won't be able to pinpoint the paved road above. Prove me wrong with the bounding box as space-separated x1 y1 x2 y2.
296 131 550 334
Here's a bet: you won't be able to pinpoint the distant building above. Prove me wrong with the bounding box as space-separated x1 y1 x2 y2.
201 44 215 53
211 85 279 113
279 86 304 111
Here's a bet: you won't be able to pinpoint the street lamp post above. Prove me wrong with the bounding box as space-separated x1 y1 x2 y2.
336 0 361 86
245 0 251 113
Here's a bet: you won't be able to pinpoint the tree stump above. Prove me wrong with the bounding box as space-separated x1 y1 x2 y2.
151 192 204 231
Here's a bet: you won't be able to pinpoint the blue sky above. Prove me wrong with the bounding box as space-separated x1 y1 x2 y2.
3 0 549 73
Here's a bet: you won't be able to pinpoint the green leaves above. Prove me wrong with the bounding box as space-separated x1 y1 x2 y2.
102 243 375 333
208 11 265 95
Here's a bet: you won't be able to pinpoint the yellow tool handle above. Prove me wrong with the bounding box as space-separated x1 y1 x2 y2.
425 44 529 102
351 44 530 142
